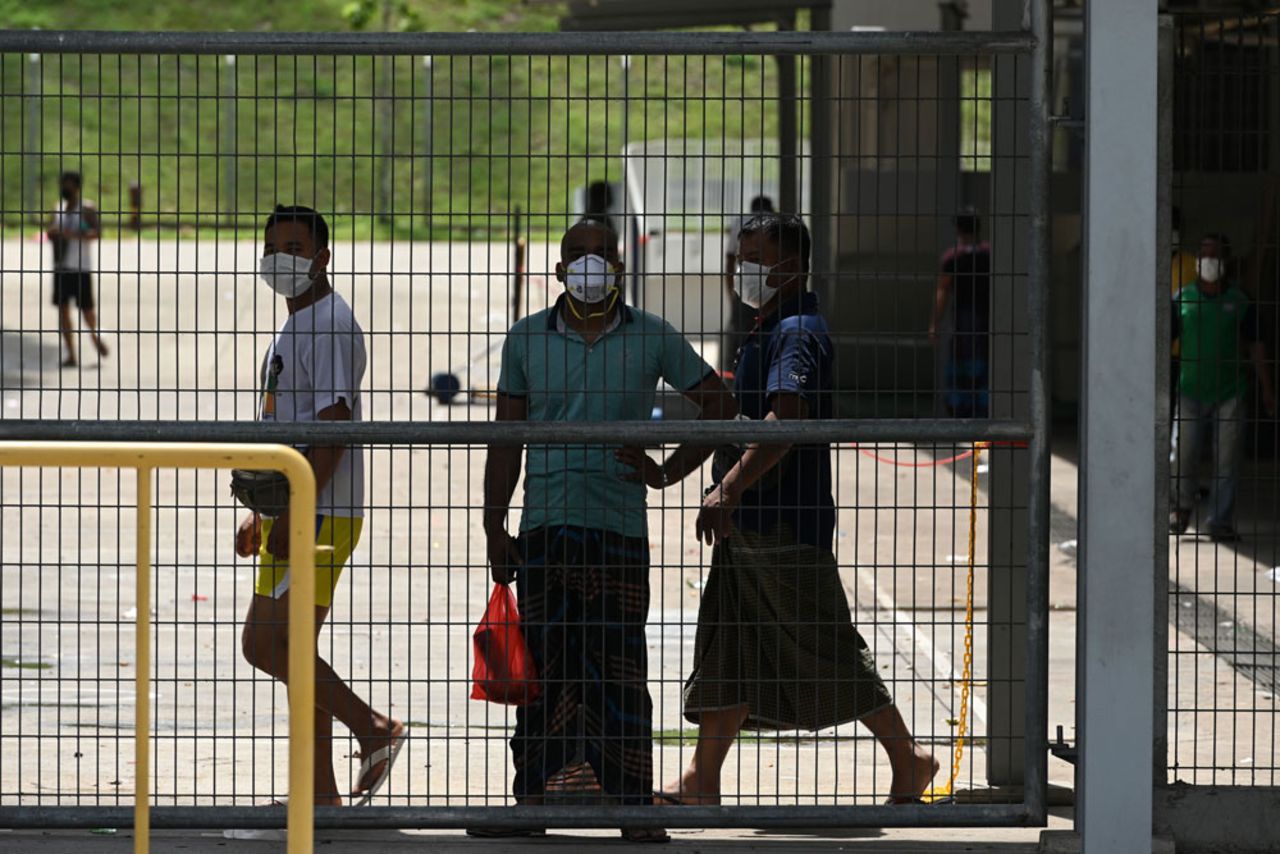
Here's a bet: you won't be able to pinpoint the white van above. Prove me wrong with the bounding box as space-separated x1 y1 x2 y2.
620 139 810 371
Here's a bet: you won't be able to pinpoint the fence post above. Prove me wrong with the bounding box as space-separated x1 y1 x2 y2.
1079 1 1158 850
134 467 152 854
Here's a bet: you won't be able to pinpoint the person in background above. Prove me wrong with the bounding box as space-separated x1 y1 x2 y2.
1170 206 1198 412
481 217 734 841
47 171 108 367
1170 233 1276 542
722 195 775 370
584 180 619 241
236 205 404 807
658 212 939 806
929 207 991 418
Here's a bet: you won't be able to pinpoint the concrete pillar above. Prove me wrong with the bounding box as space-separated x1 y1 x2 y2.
1078 1 1157 850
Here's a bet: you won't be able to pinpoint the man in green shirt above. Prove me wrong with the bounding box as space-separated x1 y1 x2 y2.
1170 234 1276 541
480 218 735 840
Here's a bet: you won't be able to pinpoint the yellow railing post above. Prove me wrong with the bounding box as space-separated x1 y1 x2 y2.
285 464 316 854
134 467 151 854
0 443 316 854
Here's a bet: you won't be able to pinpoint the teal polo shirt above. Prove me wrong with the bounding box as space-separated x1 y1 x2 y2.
498 296 714 539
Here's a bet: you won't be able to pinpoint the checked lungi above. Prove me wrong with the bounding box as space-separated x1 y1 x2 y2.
511 526 654 806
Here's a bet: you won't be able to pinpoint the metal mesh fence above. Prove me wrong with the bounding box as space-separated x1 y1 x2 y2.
1165 11 1280 789
0 30 1048 828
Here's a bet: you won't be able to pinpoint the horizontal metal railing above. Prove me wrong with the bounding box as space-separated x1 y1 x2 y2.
0 30 1037 57
0 419 1035 446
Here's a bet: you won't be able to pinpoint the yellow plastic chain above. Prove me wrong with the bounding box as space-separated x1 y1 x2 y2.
924 441 982 802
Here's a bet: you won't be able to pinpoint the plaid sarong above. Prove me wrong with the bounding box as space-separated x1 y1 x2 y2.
511 526 654 806
682 524 892 731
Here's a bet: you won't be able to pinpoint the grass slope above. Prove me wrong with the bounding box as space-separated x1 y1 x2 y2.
0 1 787 240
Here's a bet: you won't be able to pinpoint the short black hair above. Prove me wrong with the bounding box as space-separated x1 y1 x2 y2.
1202 232 1231 258
738 212 811 270
265 204 329 250
955 206 979 235
569 215 619 246
749 195 775 213
60 171 82 188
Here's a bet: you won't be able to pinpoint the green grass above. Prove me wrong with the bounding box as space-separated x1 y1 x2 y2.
0 1 799 240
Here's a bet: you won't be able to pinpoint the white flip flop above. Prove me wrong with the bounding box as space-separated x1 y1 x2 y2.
350 725 406 807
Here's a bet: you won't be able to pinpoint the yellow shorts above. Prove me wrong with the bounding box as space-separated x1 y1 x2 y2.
255 516 363 609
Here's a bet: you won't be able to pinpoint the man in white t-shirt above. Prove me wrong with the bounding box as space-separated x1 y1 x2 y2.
46 171 108 367
234 205 403 807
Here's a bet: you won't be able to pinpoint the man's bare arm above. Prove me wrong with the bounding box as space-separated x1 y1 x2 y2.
484 394 527 533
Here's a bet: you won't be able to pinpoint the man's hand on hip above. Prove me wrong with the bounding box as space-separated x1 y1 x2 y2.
265 510 292 560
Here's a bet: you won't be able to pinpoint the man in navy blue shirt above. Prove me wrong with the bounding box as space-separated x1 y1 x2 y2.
658 212 939 806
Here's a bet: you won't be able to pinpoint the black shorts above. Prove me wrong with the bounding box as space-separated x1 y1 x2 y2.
52 271 94 309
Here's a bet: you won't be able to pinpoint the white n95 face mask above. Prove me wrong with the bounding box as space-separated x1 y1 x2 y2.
564 254 617 304
258 252 316 298
734 260 776 309
1198 257 1223 284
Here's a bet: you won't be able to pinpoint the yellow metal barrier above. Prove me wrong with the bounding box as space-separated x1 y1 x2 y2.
0 442 318 854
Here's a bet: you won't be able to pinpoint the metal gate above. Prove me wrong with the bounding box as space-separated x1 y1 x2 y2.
0 13 1051 832
1156 10 1280 849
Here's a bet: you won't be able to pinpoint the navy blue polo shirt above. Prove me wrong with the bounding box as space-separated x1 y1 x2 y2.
721 292 836 551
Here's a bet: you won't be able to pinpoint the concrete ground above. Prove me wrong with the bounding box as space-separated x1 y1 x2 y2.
0 825 1070 852
1 238 1275 841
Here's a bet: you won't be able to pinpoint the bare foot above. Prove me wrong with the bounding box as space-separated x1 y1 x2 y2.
93 337 109 358
61 357 77 369
655 770 720 805
350 716 406 796
887 745 940 803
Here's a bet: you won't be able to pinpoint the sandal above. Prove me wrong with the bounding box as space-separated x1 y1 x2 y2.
621 827 671 843
350 721 407 807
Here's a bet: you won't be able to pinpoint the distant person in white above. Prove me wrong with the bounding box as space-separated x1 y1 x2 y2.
46 170 108 367
234 205 403 807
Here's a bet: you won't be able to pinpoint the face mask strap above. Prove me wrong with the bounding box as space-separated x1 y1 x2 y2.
565 286 619 320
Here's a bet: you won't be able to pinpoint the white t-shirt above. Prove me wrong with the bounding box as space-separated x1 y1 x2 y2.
259 291 366 518
52 200 95 272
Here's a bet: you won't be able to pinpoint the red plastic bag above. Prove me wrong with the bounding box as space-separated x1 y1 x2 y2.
470 583 540 705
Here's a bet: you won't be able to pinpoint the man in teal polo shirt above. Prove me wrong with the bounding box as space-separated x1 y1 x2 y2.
480 218 734 840
1171 233 1276 541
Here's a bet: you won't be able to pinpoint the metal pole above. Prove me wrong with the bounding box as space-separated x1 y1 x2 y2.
134 467 152 854
1022 0 1053 821
24 51 40 222
0 802 1036 831
284 462 317 854
0 418 1036 446
776 17 799 214
0 29 1039 57
808 6 833 299
1152 13 1175 790
222 55 237 224
1078 0 1157 850
422 55 433 217
986 0 1031 788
